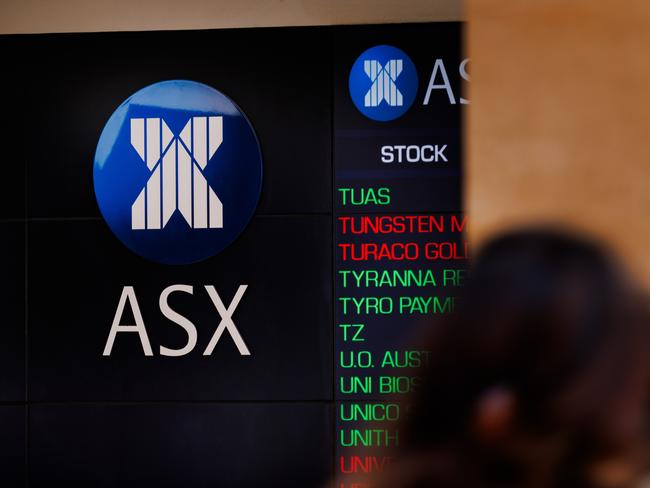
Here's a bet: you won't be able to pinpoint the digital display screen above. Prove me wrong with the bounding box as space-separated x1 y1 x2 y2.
0 22 466 486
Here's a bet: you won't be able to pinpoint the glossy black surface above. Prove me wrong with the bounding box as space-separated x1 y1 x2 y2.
0 222 25 402
0 37 26 220
0 406 25 486
30 404 331 487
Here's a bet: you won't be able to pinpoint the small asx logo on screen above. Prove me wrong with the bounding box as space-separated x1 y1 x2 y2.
93 80 263 265
349 44 470 122
349 44 419 122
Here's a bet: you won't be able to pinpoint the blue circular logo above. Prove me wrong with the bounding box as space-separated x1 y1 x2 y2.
94 80 263 265
349 45 418 122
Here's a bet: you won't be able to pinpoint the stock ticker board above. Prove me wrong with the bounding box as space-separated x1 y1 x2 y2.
0 23 466 487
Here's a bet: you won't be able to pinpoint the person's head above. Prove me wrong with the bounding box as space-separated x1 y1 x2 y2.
400 228 650 488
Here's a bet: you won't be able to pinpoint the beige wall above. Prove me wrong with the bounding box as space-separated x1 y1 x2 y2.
0 0 461 34
466 0 650 288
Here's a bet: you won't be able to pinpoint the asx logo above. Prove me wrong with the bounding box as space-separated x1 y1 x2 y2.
93 80 263 265
103 284 250 357
362 59 406 108
129 116 224 230
349 44 470 122
349 45 419 122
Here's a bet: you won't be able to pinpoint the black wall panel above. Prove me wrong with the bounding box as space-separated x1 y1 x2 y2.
30 404 331 487
0 22 463 487
0 223 25 402
0 406 25 486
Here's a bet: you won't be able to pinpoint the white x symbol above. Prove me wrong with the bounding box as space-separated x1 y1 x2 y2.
130 116 224 230
364 59 404 107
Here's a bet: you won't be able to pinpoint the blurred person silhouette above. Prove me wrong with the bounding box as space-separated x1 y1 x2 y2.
378 229 650 488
